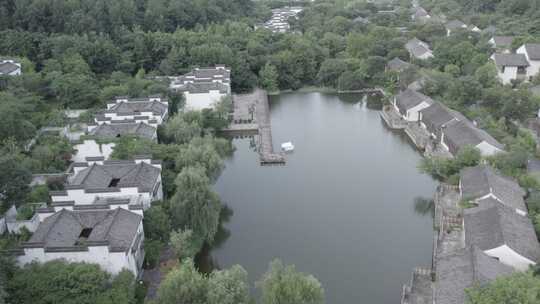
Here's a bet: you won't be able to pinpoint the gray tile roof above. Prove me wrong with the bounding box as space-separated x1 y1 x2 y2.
405 38 432 58
89 122 156 140
445 20 466 30
420 102 457 136
0 61 19 74
178 82 230 94
70 162 160 192
26 208 141 251
523 43 540 60
529 85 540 96
464 197 540 262
492 36 514 48
387 57 412 71
435 246 514 304
492 53 529 67
460 165 526 212
395 89 433 114
108 100 168 116
413 6 429 18
483 26 497 35
181 66 231 81
527 158 540 173
443 120 504 155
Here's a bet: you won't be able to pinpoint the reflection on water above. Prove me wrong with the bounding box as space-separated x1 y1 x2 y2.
201 92 436 304
196 204 233 273
413 197 435 217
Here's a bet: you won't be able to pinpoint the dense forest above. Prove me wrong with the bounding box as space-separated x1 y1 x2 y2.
2 0 540 303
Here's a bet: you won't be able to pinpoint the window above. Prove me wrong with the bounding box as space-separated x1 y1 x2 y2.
108 178 120 187
79 228 92 238
517 66 526 74
75 228 93 245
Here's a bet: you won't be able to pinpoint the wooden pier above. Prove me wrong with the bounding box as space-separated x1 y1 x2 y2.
223 89 285 165
254 89 285 165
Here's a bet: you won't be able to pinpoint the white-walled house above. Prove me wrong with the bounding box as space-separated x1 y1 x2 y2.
464 197 540 271
490 53 529 84
170 66 231 111
405 38 433 60
95 95 168 127
393 89 433 121
419 102 457 139
445 20 467 36
50 159 163 211
431 246 514 304
180 82 230 111
17 208 145 277
459 165 527 214
468 24 481 33
488 36 514 53
411 6 430 23
0 59 21 76
516 43 540 80
441 119 504 157
72 123 157 162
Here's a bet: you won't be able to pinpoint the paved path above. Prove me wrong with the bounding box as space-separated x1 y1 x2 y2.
225 89 285 165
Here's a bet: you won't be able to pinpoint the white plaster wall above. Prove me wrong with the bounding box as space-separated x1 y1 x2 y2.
516 45 540 78
527 60 540 78
0 217 5 234
98 114 164 126
18 246 137 275
6 215 40 233
476 141 503 157
405 101 431 121
184 91 227 111
73 140 115 162
416 51 433 60
497 66 518 84
52 188 149 205
484 245 536 271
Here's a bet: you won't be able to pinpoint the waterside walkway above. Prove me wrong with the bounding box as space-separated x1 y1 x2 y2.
380 106 452 158
223 89 285 165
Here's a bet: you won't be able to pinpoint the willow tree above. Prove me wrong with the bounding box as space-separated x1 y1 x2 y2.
169 166 221 244
257 259 325 304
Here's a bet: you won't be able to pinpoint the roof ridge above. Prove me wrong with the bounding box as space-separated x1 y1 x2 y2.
79 164 97 185
42 210 78 242
117 162 144 180
101 209 121 243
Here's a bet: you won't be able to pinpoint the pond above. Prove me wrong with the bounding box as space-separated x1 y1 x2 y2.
202 92 437 304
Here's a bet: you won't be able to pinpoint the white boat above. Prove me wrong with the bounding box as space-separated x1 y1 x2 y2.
281 142 294 152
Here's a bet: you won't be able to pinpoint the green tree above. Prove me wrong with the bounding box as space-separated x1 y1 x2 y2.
163 114 202 144
475 63 498 88
259 62 279 92
0 98 36 144
169 166 221 244
257 259 325 304
317 59 348 88
96 270 136 304
466 271 540 304
207 265 251 304
6 260 134 304
143 205 171 242
156 259 207 304
170 228 201 260
175 142 224 180
0 154 32 211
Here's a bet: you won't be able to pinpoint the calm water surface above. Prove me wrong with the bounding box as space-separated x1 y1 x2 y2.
207 92 436 304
